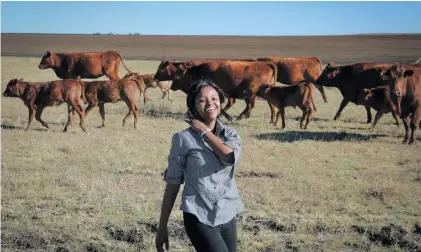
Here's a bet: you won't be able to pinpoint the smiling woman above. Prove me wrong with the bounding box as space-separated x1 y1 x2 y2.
155 78 243 252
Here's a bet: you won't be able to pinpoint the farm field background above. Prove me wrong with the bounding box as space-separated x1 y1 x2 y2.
1 33 421 251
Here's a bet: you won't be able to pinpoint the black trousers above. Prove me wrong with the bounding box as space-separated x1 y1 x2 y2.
183 212 238 252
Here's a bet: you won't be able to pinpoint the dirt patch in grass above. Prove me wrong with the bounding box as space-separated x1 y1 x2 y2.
254 131 388 142
352 224 421 251
237 171 280 178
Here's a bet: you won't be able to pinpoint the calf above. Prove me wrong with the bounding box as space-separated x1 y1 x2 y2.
256 82 317 129
382 64 421 144
2 78 86 132
123 72 172 102
356 86 400 129
83 78 143 129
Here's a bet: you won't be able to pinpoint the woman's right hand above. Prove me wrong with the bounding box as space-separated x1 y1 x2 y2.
155 227 169 252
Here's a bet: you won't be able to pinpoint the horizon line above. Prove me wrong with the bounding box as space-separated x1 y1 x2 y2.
2 32 421 37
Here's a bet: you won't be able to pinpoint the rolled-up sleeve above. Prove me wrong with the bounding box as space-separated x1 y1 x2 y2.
220 128 242 166
163 132 186 184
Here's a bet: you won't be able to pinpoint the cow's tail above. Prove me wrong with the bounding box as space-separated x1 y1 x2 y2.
133 79 151 102
77 78 87 104
116 52 135 74
267 62 277 85
307 82 317 112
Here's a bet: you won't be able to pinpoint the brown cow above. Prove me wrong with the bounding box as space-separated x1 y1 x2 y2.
82 78 144 129
356 86 400 129
38 50 134 80
169 60 278 121
2 78 86 132
123 72 172 102
315 62 397 123
256 56 328 103
382 64 421 144
256 82 317 129
154 58 278 121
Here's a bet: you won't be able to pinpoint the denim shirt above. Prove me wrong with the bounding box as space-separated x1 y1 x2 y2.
163 118 244 227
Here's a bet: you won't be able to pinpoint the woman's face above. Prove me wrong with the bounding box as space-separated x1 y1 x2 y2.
194 85 221 122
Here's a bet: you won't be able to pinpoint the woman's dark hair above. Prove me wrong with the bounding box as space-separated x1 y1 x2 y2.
186 78 227 120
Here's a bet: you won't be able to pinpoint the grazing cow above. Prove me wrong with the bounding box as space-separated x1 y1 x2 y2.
82 78 144 129
169 60 278 121
154 58 278 121
356 86 400 129
38 50 134 80
256 56 328 102
382 64 421 144
123 72 172 102
2 78 86 132
256 82 317 129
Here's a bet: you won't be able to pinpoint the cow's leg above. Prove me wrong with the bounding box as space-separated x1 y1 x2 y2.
408 108 421 145
304 106 314 129
84 103 97 118
274 109 281 127
35 106 49 128
371 111 383 129
314 84 328 103
267 100 277 124
74 103 87 133
99 103 106 127
299 106 307 129
245 96 257 119
365 106 372 124
333 98 349 121
391 111 400 127
236 97 253 121
25 107 36 131
401 117 410 144
63 104 74 132
122 101 138 129
221 98 235 121
279 107 286 129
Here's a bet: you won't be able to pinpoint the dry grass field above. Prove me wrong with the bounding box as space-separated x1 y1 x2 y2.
1 34 421 252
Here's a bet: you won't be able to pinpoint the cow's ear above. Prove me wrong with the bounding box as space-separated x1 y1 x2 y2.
45 51 51 57
404 70 414 78
18 78 23 82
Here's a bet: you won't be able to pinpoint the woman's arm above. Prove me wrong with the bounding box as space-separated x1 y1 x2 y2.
156 184 181 252
202 131 235 163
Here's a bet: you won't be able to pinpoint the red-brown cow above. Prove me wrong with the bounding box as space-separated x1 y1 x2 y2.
2 78 86 132
315 62 397 123
38 50 134 80
154 58 278 121
356 86 400 129
256 82 317 129
169 60 278 121
256 56 327 102
123 72 172 102
382 64 421 144
82 78 145 129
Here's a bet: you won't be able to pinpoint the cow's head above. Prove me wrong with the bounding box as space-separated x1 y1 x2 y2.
316 62 340 87
154 58 177 81
170 66 193 93
256 84 273 99
3 78 24 97
38 51 55 69
381 64 414 115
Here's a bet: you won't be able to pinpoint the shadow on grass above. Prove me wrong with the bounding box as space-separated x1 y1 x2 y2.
1 124 49 132
254 130 388 142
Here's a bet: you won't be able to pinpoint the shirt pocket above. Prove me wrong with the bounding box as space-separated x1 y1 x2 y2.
187 150 215 179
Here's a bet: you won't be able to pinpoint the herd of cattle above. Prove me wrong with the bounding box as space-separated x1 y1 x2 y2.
2 50 421 145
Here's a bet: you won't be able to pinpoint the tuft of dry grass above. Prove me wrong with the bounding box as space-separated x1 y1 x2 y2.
1 57 420 252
